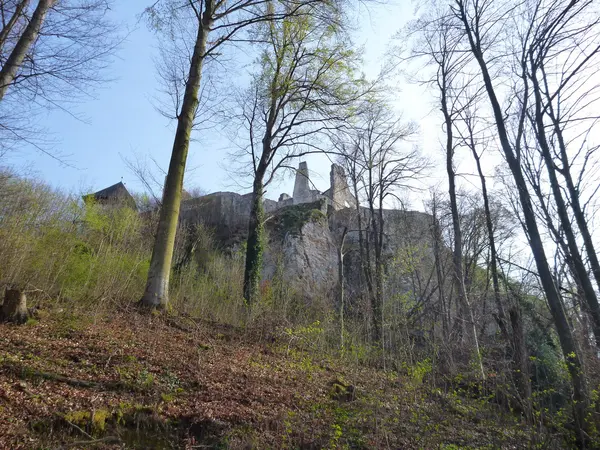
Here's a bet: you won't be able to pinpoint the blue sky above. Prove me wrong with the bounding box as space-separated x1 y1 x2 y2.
9 0 445 205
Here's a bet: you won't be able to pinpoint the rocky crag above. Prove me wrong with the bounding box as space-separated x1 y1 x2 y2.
179 162 435 303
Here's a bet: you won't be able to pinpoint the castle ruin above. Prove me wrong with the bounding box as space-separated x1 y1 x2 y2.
179 161 357 237
89 161 433 301
277 161 357 211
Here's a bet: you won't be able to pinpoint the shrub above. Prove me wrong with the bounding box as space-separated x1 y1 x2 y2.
0 170 150 312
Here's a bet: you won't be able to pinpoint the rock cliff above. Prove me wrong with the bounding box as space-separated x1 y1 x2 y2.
179 191 435 303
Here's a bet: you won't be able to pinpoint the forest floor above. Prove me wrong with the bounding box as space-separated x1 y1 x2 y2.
0 308 543 449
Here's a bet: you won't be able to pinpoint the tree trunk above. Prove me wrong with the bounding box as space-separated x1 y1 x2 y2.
509 307 532 422
441 82 485 381
351 169 377 341
541 63 600 305
140 10 211 308
368 199 382 343
471 138 532 408
376 194 385 350
243 176 265 304
374 256 383 343
0 0 55 101
447 156 484 381
559 141 600 303
456 4 589 438
1 289 28 324
0 0 30 57
470 146 509 340
431 197 450 339
530 62 600 348
338 227 347 349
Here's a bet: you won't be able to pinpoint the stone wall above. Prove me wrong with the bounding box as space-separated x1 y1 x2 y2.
179 193 337 300
178 162 358 223
179 191 435 302
322 164 357 210
329 208 433 249
180 191 284 233
329 207 436 303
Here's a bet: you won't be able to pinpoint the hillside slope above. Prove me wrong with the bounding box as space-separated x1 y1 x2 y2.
0 310 536 449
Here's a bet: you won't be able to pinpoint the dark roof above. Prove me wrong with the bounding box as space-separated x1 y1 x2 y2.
92 182 128 199
84 182 136 208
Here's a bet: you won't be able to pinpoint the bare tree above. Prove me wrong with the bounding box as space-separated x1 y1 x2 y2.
0 1 30 58
408 7 485 380
522 0 600 348
457 104 532 412
451 0 590 439
0 0 56 101
0 0 118 104
0 0 119 163
336 99 426 344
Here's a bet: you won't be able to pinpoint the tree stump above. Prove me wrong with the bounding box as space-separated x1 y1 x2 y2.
1 289 29 324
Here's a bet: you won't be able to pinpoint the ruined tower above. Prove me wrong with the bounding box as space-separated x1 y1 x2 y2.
293 161 311 204
325 164 357 210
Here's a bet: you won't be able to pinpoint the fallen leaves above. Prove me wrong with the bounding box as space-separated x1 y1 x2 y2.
0 309 534 448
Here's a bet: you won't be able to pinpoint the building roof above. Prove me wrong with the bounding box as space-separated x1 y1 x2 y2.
92 182 127 199
84 182 136 208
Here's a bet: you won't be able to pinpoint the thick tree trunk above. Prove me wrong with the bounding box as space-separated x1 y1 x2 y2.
243 112 275 305
361 172 378 342
243 177 265 304
531 64 600 348
0 0 30 57
456 4 589 438
140 11 211 308
1 289 28 324
376 197 385 348
368 200 383 343
0 0 55 101
373 257 383 343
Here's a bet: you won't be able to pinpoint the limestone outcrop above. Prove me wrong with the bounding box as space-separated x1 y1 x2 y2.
174 161 435 302
263 201 339 300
